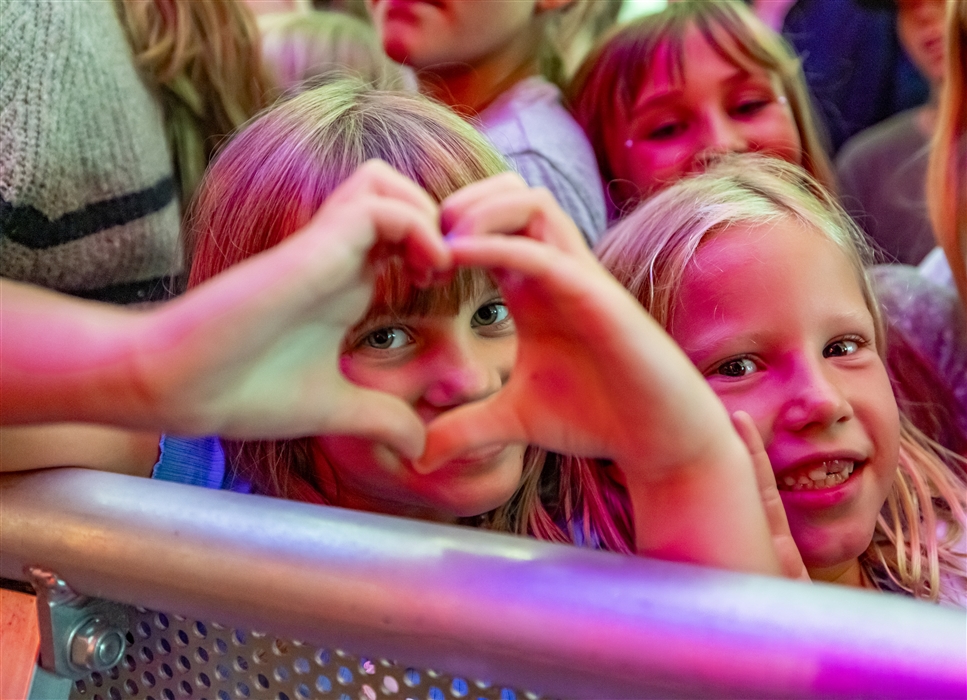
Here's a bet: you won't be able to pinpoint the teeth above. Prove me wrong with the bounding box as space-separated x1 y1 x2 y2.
778 461 857 491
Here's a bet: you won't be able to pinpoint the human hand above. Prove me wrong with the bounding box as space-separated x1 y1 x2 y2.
139 160 450 453
417 174 733 476
732 411 811 581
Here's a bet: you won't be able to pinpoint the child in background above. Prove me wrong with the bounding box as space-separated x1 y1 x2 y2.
366 0 607 244
924 0 967 305
598 156 966 605
259 9 407 100
870 0 967 454
836 0 949 266
569 0 834 221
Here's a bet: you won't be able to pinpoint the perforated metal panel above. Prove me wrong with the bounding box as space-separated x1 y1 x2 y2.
68 608 540 700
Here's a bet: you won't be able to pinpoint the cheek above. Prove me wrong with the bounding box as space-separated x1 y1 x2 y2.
316 434 400 492
706 383 781 448
624 145 693 196
752 113 803 166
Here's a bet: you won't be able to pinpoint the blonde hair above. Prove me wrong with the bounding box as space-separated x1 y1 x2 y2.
568 0 834 216
115 0 270 209
597 156 966 602
927 0 967 305
187 79 634 552
259 9 406 101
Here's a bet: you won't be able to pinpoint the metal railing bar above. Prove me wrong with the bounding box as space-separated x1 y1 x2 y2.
1 468 964 699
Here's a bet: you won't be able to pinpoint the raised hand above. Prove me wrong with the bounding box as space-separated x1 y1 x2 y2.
418 173 733 475
2 161 449 458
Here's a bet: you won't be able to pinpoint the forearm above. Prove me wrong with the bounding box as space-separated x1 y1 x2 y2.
0 281 154 426
619 428 781 576
0 424 160 475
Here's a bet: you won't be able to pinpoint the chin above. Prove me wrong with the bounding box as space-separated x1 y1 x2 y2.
792 520 877 571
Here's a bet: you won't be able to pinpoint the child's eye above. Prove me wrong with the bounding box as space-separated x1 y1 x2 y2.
731 96 772 117
363 326 412 350
823 338 862 358
714 357 758 378
472 302 510 328
646 121 685 141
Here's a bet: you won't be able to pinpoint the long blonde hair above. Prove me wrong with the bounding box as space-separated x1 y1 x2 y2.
927 0 967 305
115 0 269 209
188 79 634 552
568 0 834 217
598 156 966 602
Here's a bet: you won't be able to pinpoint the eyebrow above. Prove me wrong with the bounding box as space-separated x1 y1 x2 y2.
632 65 768 115
677 310 876 360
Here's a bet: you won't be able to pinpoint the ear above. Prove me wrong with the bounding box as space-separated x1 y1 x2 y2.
536 0 576 12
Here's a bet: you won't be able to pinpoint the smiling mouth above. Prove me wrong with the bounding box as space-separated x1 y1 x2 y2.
778 459 858 491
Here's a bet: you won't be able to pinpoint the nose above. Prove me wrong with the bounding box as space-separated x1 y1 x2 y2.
776 356 854 433
422 337 508 410
696 111 749 166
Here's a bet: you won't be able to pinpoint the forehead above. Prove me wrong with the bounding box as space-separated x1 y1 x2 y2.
670 220 872 340
635 24 771 104
365 264 497 321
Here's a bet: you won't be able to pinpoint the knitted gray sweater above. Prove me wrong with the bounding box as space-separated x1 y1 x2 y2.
0 0 182 303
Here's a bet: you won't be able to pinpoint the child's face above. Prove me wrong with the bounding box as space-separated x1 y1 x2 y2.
896 0 947 86
607 26 802 199
367 0 543 70
667 220 899 574
315 275 525 520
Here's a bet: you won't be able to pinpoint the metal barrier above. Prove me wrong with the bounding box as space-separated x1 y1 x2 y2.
1 468 964 699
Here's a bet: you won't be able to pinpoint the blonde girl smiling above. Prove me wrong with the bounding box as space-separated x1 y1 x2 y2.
598 156 966 604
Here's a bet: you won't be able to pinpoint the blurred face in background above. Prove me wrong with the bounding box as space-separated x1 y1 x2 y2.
366 0 544 69
896 0 948 87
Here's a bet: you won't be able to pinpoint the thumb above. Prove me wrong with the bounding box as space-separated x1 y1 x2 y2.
328 386 427 460
416 394 526 473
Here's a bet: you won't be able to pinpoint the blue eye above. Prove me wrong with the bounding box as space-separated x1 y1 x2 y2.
824 338 860 358
472 302 510 327
716 357 757 378
364 327 411 350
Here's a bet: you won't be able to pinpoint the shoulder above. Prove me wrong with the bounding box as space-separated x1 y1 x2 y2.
153 435 228 489
477 78 606 244
836 110 925 170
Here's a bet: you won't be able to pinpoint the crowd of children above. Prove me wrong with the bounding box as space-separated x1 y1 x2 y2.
2 0 964 606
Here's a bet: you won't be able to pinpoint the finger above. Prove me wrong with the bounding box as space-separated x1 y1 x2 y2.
439 172 528 230
447 234 578 285
330 160 439 221
348 195 451 274
325 385 427 460
415 395 527 473
444 188 589 255
732 411 809 581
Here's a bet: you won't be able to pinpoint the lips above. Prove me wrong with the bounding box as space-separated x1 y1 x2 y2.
440 443 507 468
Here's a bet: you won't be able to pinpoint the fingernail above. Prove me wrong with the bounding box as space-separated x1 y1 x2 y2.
410 457 440 475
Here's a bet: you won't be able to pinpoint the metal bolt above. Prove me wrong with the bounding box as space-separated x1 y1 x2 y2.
69 617 126 671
